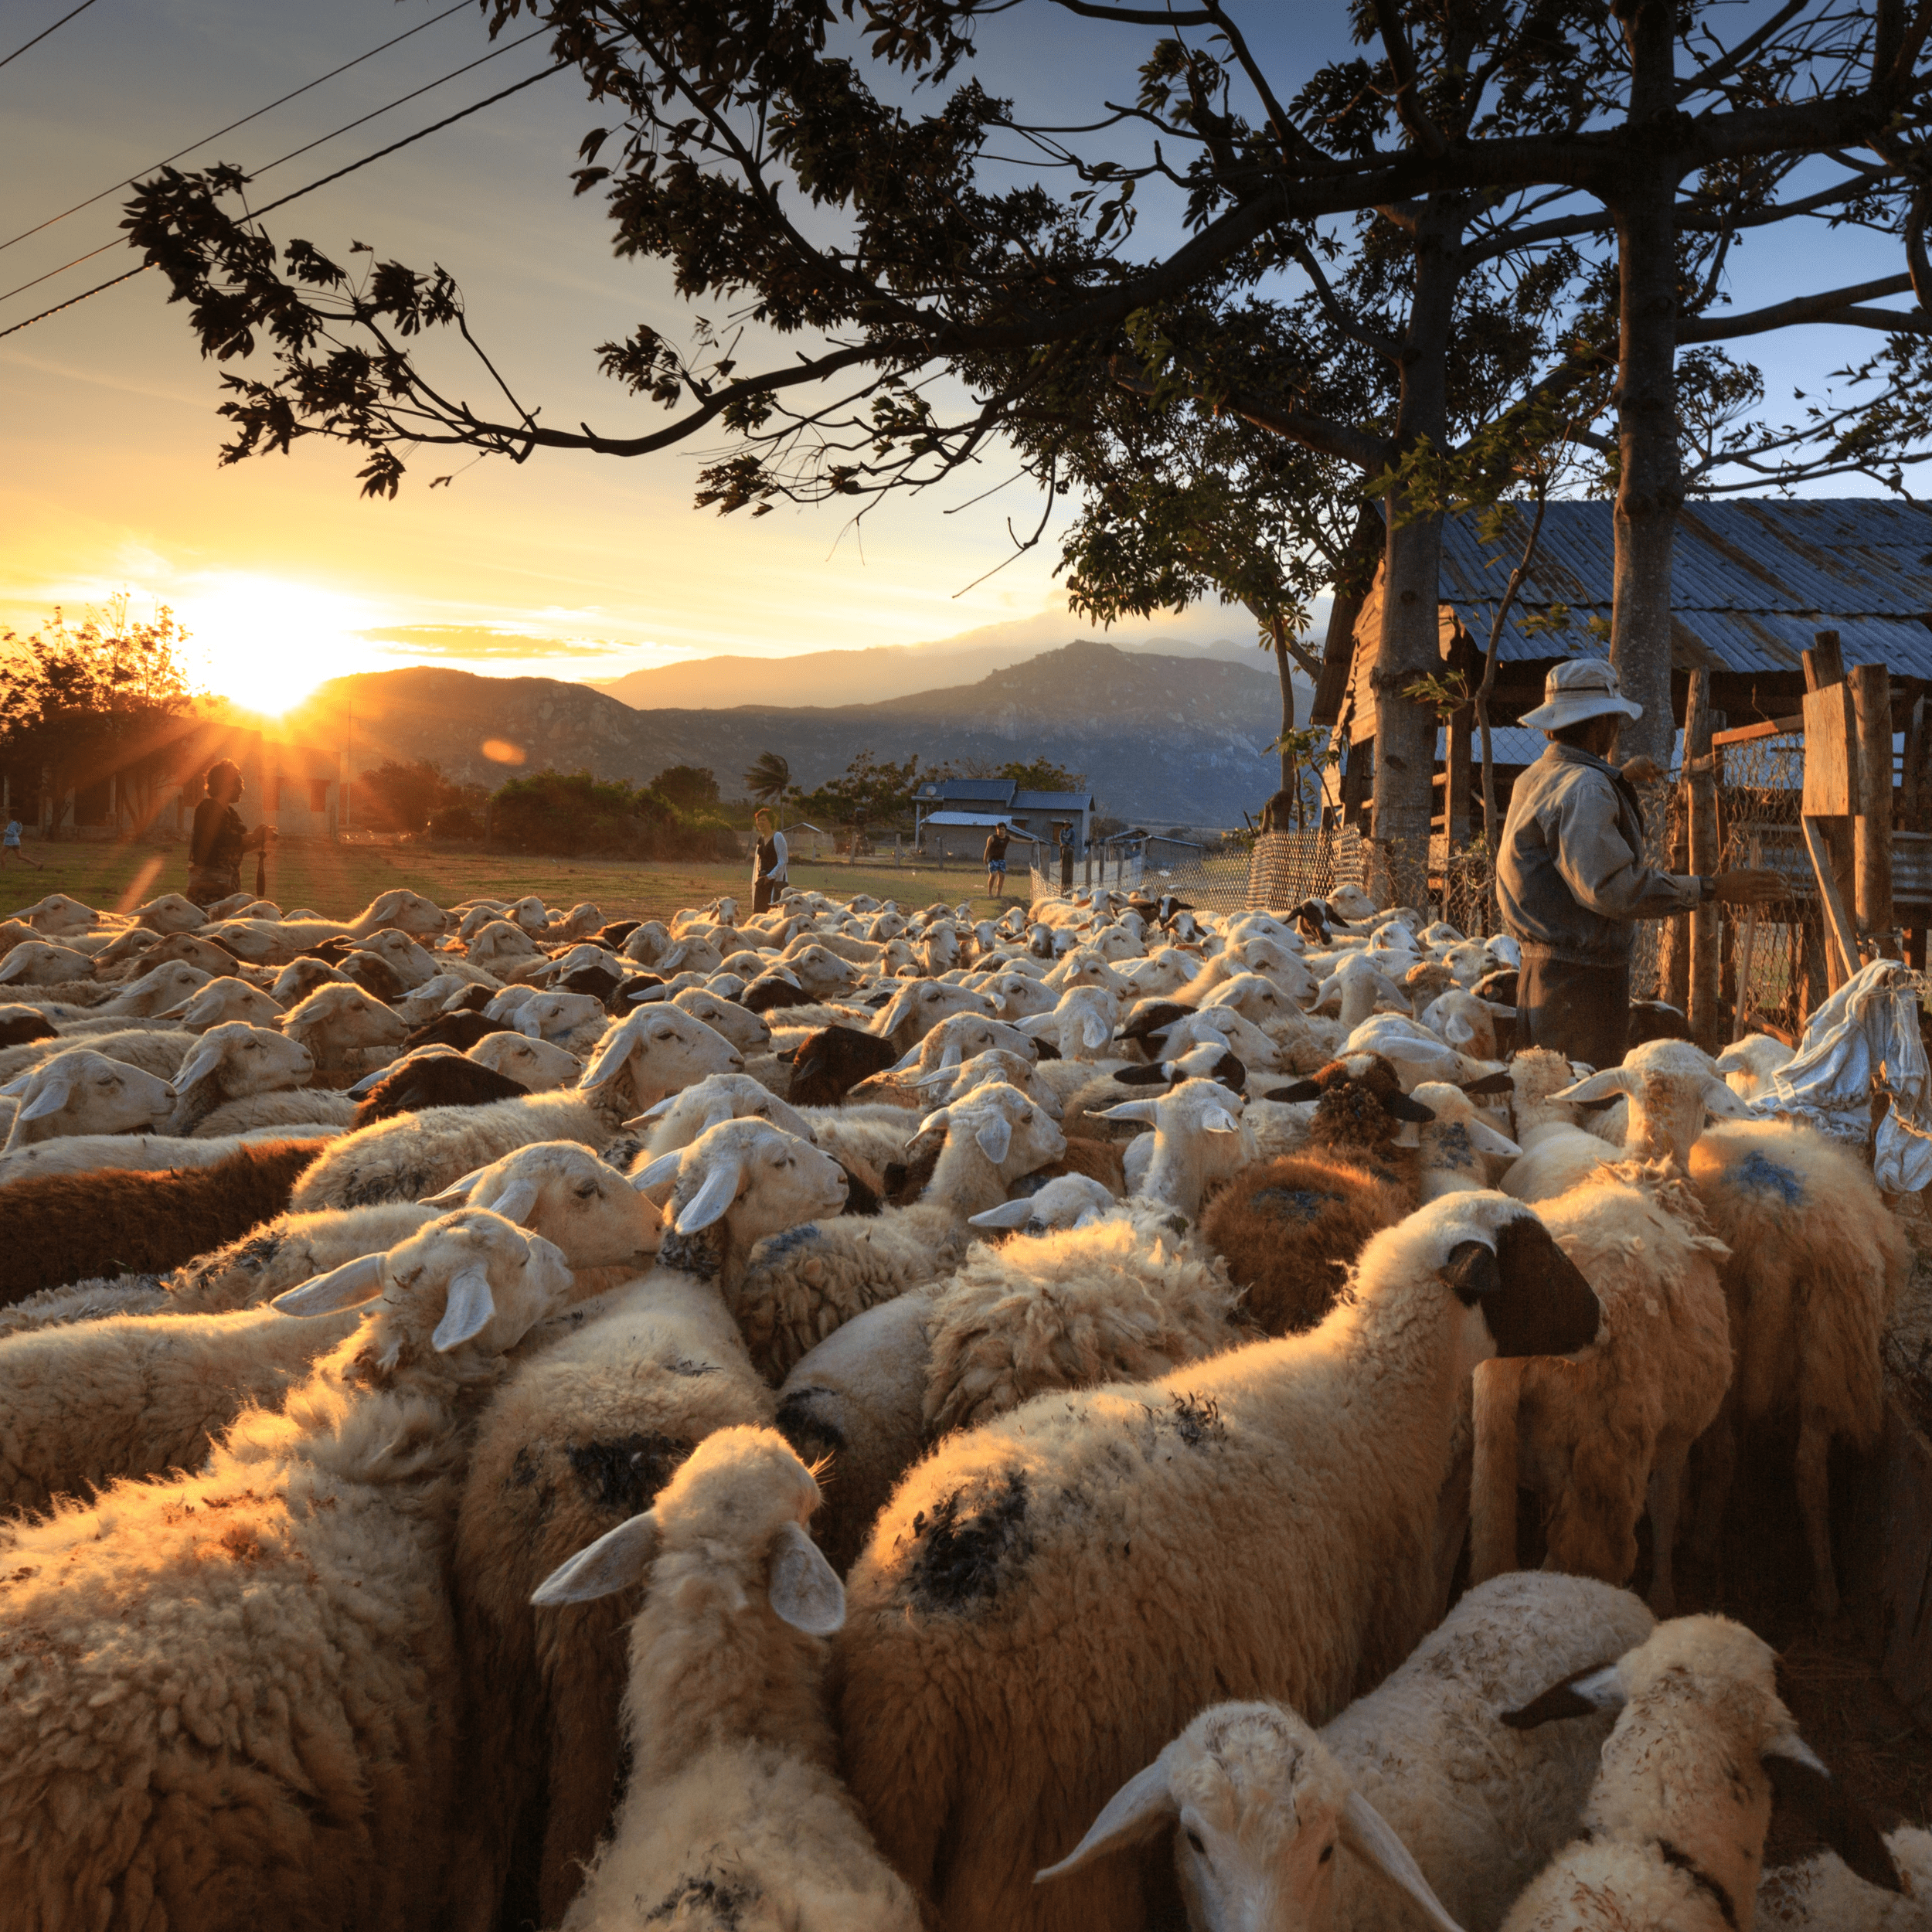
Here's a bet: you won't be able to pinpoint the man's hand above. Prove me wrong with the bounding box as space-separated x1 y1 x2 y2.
1618 755 1665 785
1712 869 1785 906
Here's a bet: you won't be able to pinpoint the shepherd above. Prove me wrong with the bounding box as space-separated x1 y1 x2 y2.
1498 658 1783 1068
186 760 271 911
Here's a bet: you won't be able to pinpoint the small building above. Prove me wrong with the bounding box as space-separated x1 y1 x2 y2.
913 777 1097 853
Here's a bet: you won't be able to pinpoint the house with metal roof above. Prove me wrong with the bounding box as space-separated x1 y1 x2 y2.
1317 495 1932 834
913 776 1097 856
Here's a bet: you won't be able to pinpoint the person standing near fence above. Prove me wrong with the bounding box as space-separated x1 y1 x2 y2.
1057 820 1075 893
751 809 788 914
1498 659 1784 1070
983 821 1011 900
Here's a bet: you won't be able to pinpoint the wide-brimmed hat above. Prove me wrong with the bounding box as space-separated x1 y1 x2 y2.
1519 657 1644 731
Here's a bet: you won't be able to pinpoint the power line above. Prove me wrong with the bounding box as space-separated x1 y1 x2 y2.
0 23 548 305
0 57 570 342
0 0 472 255
0 0 100 75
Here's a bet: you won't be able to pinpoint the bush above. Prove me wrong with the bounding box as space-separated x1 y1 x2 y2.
427 803 483 839
488 768 740 859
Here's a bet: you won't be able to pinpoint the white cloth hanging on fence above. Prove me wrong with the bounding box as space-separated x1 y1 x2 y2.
1750 957 1932 1193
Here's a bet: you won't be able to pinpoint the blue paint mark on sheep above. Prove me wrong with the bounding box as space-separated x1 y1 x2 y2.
1431 1123 1475 1168
759 1223 822 1258
907 1470 1032 1612
1250 1185 1344 1222
1733 1151 1803 1204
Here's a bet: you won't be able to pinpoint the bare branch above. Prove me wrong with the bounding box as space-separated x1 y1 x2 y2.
1679 273 1917 341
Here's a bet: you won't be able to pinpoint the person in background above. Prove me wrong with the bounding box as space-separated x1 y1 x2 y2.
1057 820 1076 893
1498 658 1784 1069
983 821 1012 900
2 814 40 869
187 760 269 910
752 808 788 914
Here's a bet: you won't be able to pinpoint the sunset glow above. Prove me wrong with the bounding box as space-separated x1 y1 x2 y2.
175 576 384 715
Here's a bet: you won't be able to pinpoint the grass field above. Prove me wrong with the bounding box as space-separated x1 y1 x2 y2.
0 838 1031 924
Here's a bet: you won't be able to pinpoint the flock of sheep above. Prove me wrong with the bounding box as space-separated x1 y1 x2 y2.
0 876 1925 1932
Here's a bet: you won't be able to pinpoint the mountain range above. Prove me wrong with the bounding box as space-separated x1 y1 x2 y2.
287 638 1305 826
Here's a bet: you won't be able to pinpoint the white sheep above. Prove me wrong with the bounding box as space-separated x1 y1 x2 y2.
1039 1573 1655 1932
668 983 771 1054
835 1191 1604 1932
1757 1827 1932 1930
0 1047 175 1151
1407 1081 1523 1202
279 979 413 1083
1021 983 1123 1061
0 1209 574 1932
1095 1077 1255 1220
0 939 97 985
515 989 614 1057
1498 1617 1901 1931
532 1427 922 1932
467 1030 580 1090
159 975 285 1031
164 1021 315 1132
1714 1030 1797 1102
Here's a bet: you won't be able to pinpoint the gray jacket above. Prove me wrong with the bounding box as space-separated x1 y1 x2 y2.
1498 743 1702 966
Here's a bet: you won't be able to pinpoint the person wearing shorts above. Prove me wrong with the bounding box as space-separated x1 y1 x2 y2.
984 822 1011 898
2 815 40 869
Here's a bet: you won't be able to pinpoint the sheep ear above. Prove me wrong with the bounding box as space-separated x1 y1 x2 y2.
1202 1106 1242 1135
940 1041 963 1068
1081 1014 1112 1050
1438 1238 1502 1306
1442 1014 1477 1047
420 1165 489 1207
1699 1074 1754 1120
273 1252 386 1317
1339 1791 1468 1932
1551 1066 1632 1105
1380 1090 1437 1124
975 1114 1014 1165
433 1265 498 1352
629 1150 684 1192
969 1199 1040 1228
0 1072 33 1097
1034 1752 1178 1883
1111 1064 1170 1087
767 1519 845 1634
1460 1071 1515 1097
487 1179 541 1227
1094 1097 1159 1124
675 1158 743 1233
638 1094 680 1121
171 1044 223 1091
1500 1662 1626 1729
1267 1079 1325 1103
1762 1735 1903 1893
19 1078 77 1122
530 1511 661 1607
886 1044 923 1072
1465 1120 1522 1158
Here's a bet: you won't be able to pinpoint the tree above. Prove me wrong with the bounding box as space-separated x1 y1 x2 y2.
997 758 1086 793
741 752 791 807
788 750 927 827
650 764 720 811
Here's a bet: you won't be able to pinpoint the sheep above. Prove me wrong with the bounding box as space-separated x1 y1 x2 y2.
1090 1077 1255 1221
1021 983 1123 1061
1421 987 1514 1060
0 1123 341 1192
0 1138 330 1307
906 1046 1066 1121
669 983 771 1054
0 1046 176 1151
81 957 216 1017
1038 1573 1656 1932
166 1201 446 1314
194 1087 362 1138
1409 1080 1524 1202
444 1120 845 1928
0 1274 173 1340
514 988 614 1057
349 1055 529 1128
270 954 350 1005
835 1191 1604 1932
883 1009 1046 1079
0 1005 60 1048
402 1009 509 1053
1757 1828 1932 1930
1497 1617 1900 1932
0 1209 574 1932
0 939 98 985
287 1005 744 1211
466 1029 580 1090
1470 1163 1732 1615
159 974 284 1030
279 978 413 1083
530 1428 922 1932
1715 1030 1796 1102
726 1082 1066 1383
163 1021 315 1132
869 978 995 1053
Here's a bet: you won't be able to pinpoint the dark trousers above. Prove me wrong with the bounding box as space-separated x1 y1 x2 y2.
1517 947 1629 1071
753 876 783 914
1060 848 1073 891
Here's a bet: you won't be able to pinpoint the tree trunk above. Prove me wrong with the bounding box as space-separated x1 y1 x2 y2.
1606 2 1682 769
1270 616 1296 791
1369 198 1461 908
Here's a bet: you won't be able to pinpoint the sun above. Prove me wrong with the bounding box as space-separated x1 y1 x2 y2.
176 575 383 715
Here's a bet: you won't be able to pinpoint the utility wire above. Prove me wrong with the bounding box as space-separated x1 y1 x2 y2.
0 0 471 255
0 23 547 304
0 0 100 75
0 56 569 341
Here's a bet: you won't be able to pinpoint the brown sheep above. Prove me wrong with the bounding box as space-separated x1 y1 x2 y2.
0 1008 59 1049
349 1056 529 1130
401 1011 511 1053
0 1138 330 1306
787 1023 900 1106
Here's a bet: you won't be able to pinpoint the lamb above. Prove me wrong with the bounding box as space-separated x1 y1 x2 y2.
287 1005 743 1210
1038 1572 1656 1932
835 1191 1603 1932
0 1209 574 1932
0 1137 329 1307
1092 1077 1256 1221
159 974 284 1030
1757 1828 1932 1930
1470 1164 1732 1615
0 1046 175 1151
444 1120 845 1928
726 1082 1067 1382
279 979 413 1083
530 1428 922 1932
164 1020 316 1132
1497 1617 1900 1931
1714 1030 1797 1102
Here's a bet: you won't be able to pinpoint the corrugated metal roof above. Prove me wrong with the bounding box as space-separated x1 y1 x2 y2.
920 777 1015 802
1010 789 1094 810
1436 497 1932 675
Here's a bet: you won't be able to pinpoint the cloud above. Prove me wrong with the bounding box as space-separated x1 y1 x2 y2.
359 625 631 660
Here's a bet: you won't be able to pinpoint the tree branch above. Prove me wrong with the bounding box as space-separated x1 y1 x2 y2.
1678 273 1917 341
1367 0 1450 156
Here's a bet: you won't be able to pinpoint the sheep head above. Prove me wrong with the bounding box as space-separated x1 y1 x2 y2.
0 940 95 985
422 1140 662 1271
466 1031 580 1091
1 1047 175 1150
578 1005 744 1113
629 1119 849 1264
1552 1038 1750 1166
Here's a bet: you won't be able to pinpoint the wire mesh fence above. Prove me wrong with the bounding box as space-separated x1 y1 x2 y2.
1027 826 1368 915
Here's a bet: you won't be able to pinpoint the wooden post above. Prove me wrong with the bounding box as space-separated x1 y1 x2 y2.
1685 670 1721 1050
1801 636 1859 992
1803 815 1862 982
1733 829 1763 1043
1445 701 1472 850
1659 803 1691 1009
1850 662 1897 955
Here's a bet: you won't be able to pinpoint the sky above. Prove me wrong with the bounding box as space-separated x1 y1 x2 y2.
1 0 1917 715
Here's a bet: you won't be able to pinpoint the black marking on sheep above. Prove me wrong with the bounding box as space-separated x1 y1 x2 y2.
1166 1393 1226 1448
907 1470 1032 1613
774 1388 845 1462
566 1432 690 1518
644 1871 757 1927
665 1356 716 1379
657 1223 726 1281
1250 1185 1345 1223
1658 1842 1741 1931
758 1224 822 1260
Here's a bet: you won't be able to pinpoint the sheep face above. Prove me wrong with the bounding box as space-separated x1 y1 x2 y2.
1 1048 175 1148
173 1023 315 1104
131 892 209 934
969 1172 1113 1235
895 1012 1040 1076
983 971 1059 1020
668 987 770 1054
515 991 610 1052
16 892 97 934
578 1007 744 1112
869 978 995 1052
430 1141 662 1270
466 1032 580 1091
358 928 442 988
1201 974 1302 1030
1553 1038 1750 1165
102 960 215 1015
0 940 94 986
658 1119 850 1243
282 983 413 1058
468 920 540 969
783 944 860 998
272 957 350 1005
913 1049 1064 1119
361 889 451 938
910 1082 1066 1179
632 1071 814 1157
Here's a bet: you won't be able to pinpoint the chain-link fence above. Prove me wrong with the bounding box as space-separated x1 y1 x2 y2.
1028 826 1367 915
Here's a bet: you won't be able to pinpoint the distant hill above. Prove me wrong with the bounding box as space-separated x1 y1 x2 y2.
290 639 1303 825
587 630 1261 711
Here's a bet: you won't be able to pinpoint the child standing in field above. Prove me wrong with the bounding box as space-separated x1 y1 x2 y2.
2 815 39 869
